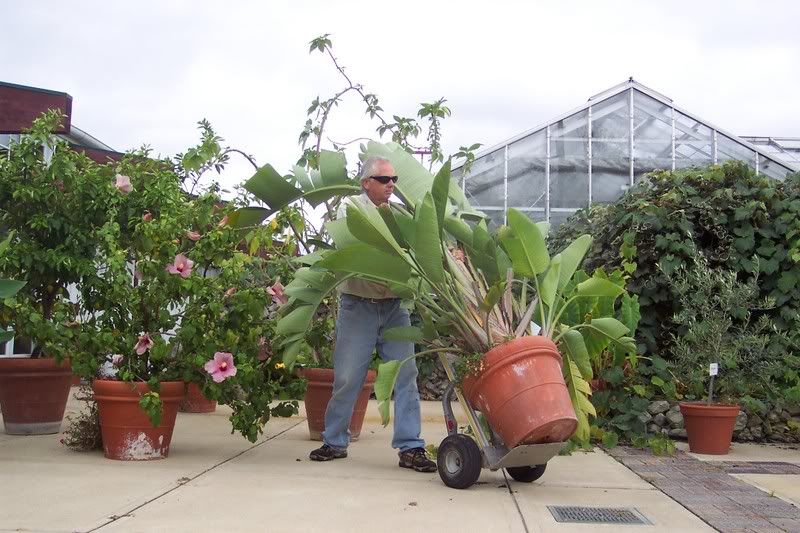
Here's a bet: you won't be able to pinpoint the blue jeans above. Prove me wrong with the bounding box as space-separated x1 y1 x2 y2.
322 293 424 451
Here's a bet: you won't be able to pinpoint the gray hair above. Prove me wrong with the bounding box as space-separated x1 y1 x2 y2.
359 156 391 181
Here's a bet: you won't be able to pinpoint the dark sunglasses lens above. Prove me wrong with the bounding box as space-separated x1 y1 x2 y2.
372 175 398 184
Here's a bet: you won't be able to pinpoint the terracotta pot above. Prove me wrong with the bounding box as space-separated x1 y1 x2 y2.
297 367 376 441
462 336 578 448
180 382 217 413
92 380 184 460
0 357 73 435
680 401 740 455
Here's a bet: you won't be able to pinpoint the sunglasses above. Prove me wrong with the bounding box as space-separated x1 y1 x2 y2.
370 175 398 184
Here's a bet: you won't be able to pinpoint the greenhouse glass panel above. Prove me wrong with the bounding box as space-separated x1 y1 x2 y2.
552 109 588 139
507 130 546 208
452 165 464 191
717 134 756 168
549 209 580 230
464 148 505 207
759 156 792 180
633 91 673 175
592 139 629 204
674 111 712 168
550 148 589 209
591 92 629 140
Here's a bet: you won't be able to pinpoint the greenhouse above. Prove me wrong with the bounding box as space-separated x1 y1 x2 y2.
454 78 799 228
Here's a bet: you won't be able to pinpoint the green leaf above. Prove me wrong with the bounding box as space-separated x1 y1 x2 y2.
375 360 402 426
377 204 409 248
539 254 562 308
325 218 358 249
230 207 270 229
0 279 26 299
276 305 316 336
602 430 619 449
587 317 630 340
506 208 550 275
293 164 315 190
562 329 592 380
346 203 405 258
413 193 445 284
576 278 625 298
244 164 303 211
480 282 506 313
318 244 411 284
382 326 424 342
318 150 348 186
444 216 473 245
303 184 361 207
431 161 451 237
557 235 592 291
0 330 14 343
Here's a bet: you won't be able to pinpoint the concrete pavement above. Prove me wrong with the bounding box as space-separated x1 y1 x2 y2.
0 388 793 532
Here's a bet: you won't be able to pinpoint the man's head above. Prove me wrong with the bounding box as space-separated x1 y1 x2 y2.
359 156 397 206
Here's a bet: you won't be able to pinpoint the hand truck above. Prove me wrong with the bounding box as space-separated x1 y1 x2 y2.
435 353 567 489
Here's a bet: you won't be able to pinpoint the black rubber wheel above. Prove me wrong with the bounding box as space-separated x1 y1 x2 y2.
437 434 482 489
505 463 547 483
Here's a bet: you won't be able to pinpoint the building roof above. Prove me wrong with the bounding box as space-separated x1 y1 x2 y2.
454 78 798 175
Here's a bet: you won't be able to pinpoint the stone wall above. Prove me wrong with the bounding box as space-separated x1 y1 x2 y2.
644 400 800 444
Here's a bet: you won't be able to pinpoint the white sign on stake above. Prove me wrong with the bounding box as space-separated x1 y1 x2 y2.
709 363 719 376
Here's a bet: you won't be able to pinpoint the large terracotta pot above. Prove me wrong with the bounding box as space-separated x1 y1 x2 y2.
462 336 578 448
298 367 376 441
680 401 740 455
93 380 184 460
0 357 73 435
180 382 217 413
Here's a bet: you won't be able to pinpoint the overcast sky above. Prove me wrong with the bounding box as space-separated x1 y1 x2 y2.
3 0 798 193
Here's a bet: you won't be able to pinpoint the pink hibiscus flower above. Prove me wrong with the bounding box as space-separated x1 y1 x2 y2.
218 215 230 227
111 354 124 367
134 334 153 355
204 352 237 383
267 280 288 306
166 254 194 278
115 174 132 194
186 230 201 241
224 287 237 297
142 211 153 222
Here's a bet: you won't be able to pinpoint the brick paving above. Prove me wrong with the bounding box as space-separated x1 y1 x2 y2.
718 462 800 475
607 446 800 532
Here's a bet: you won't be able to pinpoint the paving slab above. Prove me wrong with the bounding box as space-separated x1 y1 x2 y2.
0 389 302 532
99 422 526 533
675 442 800 464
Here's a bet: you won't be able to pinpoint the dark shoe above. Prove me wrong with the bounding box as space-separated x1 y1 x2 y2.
309 444 347 461
398 447 436 472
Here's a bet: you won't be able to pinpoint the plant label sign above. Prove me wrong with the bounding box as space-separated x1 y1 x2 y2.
709 363 719 376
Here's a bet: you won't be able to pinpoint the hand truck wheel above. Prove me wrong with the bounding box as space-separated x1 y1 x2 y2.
505 463 547 483
437 434 482 489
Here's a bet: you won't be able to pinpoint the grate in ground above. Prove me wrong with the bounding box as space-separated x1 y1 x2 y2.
547 506 650 525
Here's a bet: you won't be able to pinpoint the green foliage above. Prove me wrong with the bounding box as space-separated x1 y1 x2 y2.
549 162 800 357
669 257 780 403
0 110 116 359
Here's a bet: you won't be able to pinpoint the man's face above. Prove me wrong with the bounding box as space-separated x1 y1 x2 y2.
362 160 396 206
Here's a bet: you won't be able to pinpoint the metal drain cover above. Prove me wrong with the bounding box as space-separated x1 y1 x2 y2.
548 506 650 525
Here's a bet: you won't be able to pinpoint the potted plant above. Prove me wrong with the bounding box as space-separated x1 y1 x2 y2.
68 142 304 458
239 142 636 446
671 257 774 454
0 111 113 435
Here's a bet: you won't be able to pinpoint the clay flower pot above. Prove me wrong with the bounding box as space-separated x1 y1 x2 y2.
93 380 184 460
679 401 740 455
180 382 217 413
297 367 376 441
0 357 73 435
462 336 578 448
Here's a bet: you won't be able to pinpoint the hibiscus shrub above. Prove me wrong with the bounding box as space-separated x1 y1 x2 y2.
70 143 305 434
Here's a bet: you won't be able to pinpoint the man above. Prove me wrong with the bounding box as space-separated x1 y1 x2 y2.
308 156 436 473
